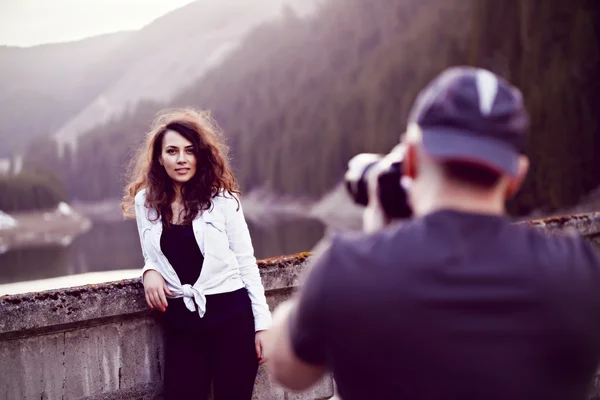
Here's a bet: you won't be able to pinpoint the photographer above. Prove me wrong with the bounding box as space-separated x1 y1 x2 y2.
265 66 600 399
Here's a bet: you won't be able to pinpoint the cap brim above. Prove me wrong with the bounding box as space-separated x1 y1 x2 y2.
421 127 519 177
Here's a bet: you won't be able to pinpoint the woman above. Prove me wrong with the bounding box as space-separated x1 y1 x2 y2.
121 108 271 399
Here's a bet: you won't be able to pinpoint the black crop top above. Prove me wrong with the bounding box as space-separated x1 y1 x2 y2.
160 223 250 331
160 223 203 285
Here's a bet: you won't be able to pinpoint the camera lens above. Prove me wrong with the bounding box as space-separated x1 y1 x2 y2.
344 154 383 206
343 144 412 222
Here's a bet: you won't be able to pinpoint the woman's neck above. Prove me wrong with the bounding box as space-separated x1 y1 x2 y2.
173 184 183 203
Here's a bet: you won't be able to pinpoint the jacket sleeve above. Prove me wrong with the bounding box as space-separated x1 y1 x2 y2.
223 193 272 331
134 190 159 280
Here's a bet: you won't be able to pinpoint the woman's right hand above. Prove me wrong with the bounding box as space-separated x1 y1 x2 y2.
143 270 172 312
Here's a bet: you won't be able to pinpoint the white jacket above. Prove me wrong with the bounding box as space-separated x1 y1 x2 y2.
134 188 272 331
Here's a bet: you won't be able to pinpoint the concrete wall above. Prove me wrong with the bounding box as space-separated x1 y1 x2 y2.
0 253 333 400
2 212 600 400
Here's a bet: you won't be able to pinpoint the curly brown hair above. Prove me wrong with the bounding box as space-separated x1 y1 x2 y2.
121 108 240 226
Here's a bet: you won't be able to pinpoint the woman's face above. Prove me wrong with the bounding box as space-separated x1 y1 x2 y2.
159 130 197 186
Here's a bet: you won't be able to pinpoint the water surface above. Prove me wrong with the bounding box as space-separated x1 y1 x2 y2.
0 216 325 287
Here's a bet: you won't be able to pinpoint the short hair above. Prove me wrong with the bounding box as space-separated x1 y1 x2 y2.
440 161 502 189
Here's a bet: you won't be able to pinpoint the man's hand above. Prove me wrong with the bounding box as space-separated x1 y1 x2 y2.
264 300 326 391
263 300 295 359
255 330 269 365
142 270 172 312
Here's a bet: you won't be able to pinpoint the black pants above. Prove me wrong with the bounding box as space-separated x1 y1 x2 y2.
163 289 259 400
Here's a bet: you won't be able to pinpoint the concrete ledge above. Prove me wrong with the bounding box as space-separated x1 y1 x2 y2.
0 253 312 339
0 253 332 400
523 212 600 252
523 212 600 236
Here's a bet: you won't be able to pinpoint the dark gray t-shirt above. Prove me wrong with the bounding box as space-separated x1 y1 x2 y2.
290 209 600 400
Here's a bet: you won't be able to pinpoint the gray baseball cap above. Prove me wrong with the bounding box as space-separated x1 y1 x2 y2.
407 66 529 177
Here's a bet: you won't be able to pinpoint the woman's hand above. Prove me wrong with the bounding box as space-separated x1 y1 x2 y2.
255 330 269 365
143 270 172 312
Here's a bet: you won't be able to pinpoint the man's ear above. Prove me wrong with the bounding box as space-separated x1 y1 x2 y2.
505 155 529 199
403 143 418 180
403 123 422 180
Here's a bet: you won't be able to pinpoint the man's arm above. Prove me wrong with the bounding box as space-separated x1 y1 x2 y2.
265 299 326 391
265 241 336 391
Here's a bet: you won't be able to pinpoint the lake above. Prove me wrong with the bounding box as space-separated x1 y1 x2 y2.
0 216 326 287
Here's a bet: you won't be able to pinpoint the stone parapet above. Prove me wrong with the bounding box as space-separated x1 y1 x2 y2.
0 253 332 400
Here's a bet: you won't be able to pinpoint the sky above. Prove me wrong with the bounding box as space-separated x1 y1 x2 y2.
0 0 198 47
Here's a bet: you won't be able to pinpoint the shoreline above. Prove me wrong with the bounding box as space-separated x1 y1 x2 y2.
6 183 593 256
0 204 92 253
0 269 142 296
67 185 364 229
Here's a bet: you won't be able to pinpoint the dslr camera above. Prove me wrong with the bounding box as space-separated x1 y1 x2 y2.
344 144 412 231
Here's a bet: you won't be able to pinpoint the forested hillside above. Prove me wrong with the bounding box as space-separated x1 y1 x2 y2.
468 0 600 214
1 0 298 158
0 171 67 212
24 0 600 216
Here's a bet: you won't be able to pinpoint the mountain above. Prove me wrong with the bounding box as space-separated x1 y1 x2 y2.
0 0 313 158
0 31 133 157
22 0 600 217
51 0 311 156
27 0 473 200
